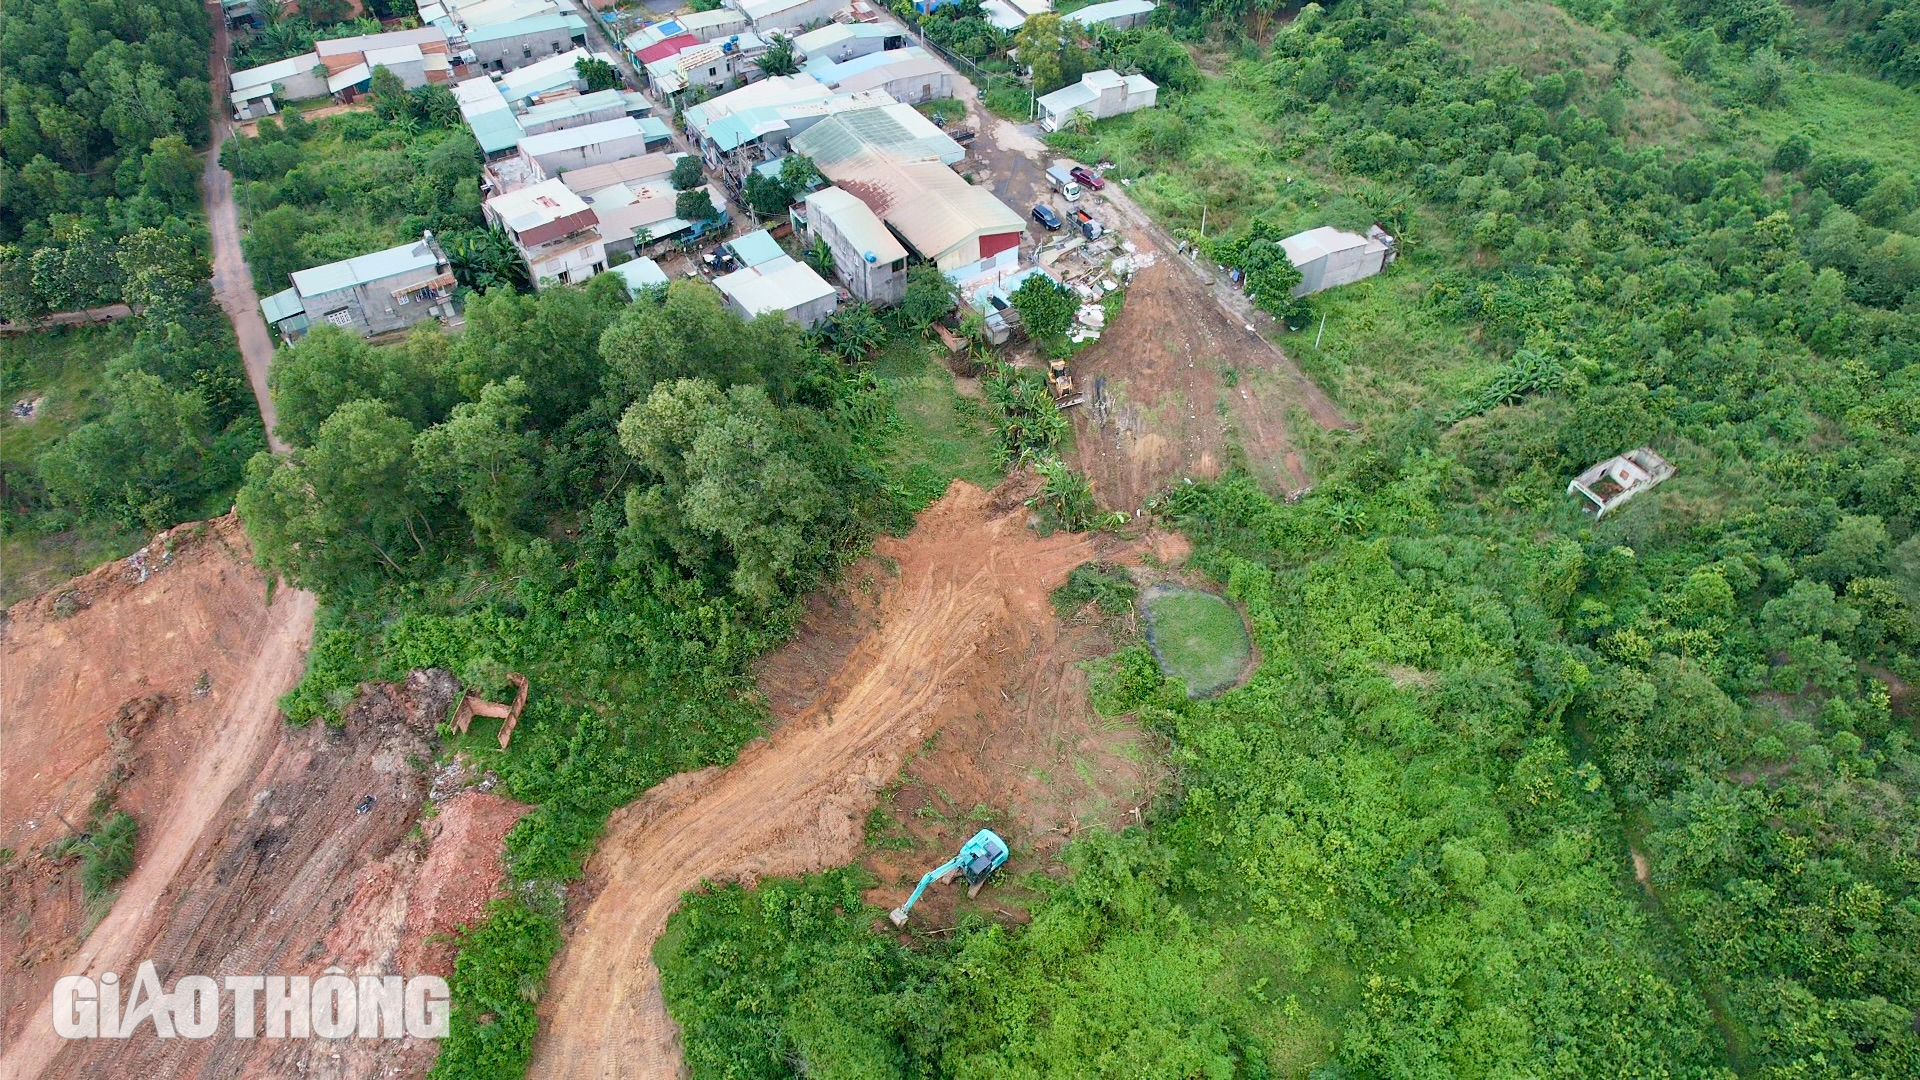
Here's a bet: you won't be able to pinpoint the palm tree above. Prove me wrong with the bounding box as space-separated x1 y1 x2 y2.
756 34 799 77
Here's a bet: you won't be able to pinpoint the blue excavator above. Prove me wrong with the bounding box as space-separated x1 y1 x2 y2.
888 829 1009 927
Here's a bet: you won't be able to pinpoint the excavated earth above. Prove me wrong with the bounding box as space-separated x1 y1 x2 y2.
527 480 1175 1080
1 516 524 1080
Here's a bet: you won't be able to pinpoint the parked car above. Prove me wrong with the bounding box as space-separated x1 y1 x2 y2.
1031 204 1062 230
1045 165 1082 202
1070 165 1106 190
950 128 976 144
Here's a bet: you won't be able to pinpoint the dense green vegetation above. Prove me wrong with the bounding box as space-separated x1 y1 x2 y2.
241 274 1004 1078
0 0 213 318
653 0 1920 1076
0 0 261 593
221 87 482 297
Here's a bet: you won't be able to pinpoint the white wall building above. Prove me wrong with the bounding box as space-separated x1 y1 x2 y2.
1035 69 1157 131
485 178 608 287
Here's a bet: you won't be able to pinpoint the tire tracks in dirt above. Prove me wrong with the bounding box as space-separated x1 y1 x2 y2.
528 483 1134 1080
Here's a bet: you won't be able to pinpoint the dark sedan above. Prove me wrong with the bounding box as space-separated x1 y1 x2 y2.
1031 204 1062 230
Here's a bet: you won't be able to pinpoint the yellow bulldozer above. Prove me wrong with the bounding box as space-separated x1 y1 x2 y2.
1046 357 1085 409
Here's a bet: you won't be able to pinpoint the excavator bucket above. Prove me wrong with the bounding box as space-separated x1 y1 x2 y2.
888 906 911 927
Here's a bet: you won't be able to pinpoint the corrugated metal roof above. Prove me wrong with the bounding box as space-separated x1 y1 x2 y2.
804 46 931 83
805 186 906 263
450 0 560 28
637 116 672 143
260 287 305 324
558 152 677 192
1036 81 1097 116
1065 0 1154 24
291 239 441 297
488 177 593 232
327 63 372 93
610 258 669 293
316 27 448 57
726 229 787 267
833 56 947 96
231 52 321 92
498 47 592 100
714 256 836 319
463 13 588 44
517 116 645 157
788 105 963 168
684 75 831 130
812 148 1022 264
637 32 700 64
1280 226 1371 266
365 43 426 67
518 88 626 126
793 22 892 53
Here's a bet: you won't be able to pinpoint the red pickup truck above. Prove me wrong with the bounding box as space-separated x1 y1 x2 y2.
1070 165 1106 190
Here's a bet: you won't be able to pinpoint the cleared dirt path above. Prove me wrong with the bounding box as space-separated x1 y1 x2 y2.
528 483 1127 1079
0 15 317 1075
0 305 134 334
204 6 287 453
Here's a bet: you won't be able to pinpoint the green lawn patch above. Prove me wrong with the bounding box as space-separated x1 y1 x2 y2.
870 338 1002 511
1140 585 1252 697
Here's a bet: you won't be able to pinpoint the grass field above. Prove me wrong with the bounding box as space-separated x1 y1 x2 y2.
0 324 145 603
1142 586 1253 696
870 338 1003 510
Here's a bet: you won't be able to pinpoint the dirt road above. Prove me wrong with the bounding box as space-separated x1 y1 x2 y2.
204 7 286 453
0 520 316 1079
0 305 134 334
951 70 1349 508
528 482 1138 1079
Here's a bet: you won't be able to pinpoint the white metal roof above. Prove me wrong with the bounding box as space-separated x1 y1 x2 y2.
1066 0 1154 25
805 186 906 264
1279 226 1378 267
231 52 321 93
290 238 442 297
315 27 448 58
609 258 670 294
462 13 587 44
365 43 426 68
793 22 892 53
516 116 645 157
487 177 593 233
327 63 373 94
714 256 836 318
497 47 593 100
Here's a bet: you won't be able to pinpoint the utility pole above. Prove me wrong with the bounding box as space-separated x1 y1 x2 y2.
1314 311 1328 349
1200 203 1207 238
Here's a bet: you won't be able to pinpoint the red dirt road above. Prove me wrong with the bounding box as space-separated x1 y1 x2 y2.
527 482 1148 1079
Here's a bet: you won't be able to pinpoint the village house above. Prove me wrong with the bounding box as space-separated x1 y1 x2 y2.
1279 225 1397 295
713 255 838 328
802 185 908 306
1065 0 1156 30
259 234 456 340
805 47 950 104
1035 69 1157 131
791 22 901 65
485 178 607 287
462 13 590 73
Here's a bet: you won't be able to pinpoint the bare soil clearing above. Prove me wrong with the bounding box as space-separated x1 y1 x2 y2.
528 481 1165 1080
0 518 523 1080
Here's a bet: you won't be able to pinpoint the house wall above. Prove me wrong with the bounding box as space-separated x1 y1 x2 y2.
471 27 589 72
526 132 651 175
256 66 331 103
790 289 837 329
298 269 452 337
1294 246 1386 296
520 102 628 136
526 238 608 288
810 216 906 306
741 0 842 33
861 68 949 104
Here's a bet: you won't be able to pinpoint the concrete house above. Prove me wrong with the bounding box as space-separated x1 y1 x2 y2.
516 88 631 136
806 48 950 104
485 178 608 287
1036 69 1157 131
789 108 1015 272
645 34 771 95
229 52 328 118
1279 225 1397 295
497 48 597 105
1066 0 1156 30
260 234 456 340
792 22 901 65
464 13 590 72
804 186 908 306
731 0 845 33
1569 448 1674 518
517 117 651 174
713 255 838 327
